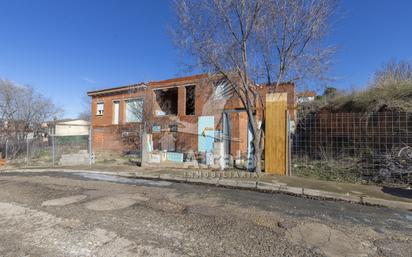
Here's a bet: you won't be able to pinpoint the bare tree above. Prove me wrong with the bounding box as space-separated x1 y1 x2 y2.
0 79 61 157
173 0 335 172
373 59 412 88
78 95 92 121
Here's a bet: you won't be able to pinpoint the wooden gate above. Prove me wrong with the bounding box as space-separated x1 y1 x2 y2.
265 93 288 175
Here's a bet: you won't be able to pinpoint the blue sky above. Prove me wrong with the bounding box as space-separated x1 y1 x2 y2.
0 0 411 118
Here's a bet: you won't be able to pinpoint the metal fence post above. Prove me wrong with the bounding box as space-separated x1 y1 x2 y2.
88 126 92 166
52 134 55 166
140 123 143 163
287 111 292 176
26 137 29 167
5 139 8 160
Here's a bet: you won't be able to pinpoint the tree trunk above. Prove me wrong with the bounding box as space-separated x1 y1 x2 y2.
253 127 263 173
245 103 264 173
254 143 262 173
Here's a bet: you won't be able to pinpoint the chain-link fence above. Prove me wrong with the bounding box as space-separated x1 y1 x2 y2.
291 112 412 186
149 122 199 163
1 134 92 167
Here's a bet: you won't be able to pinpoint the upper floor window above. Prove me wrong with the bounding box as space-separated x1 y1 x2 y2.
126 99 144 122
96 102 104 116
185 85 196 115
154 87 178 116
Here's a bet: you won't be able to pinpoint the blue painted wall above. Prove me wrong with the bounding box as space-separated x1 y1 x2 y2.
198 116 215 153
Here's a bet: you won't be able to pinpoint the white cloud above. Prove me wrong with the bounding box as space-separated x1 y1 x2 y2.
81 77 97 84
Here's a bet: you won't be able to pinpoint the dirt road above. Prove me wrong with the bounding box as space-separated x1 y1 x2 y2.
0 171 411 257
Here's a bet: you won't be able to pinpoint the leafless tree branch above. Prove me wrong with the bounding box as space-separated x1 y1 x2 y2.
173 0 336 172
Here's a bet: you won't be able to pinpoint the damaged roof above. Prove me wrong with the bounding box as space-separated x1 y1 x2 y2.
87 83 147 96
87 74 209 96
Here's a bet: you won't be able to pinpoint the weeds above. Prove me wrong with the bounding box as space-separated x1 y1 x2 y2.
292 157 363 184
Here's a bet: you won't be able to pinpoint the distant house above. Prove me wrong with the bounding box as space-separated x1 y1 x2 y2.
46 119 90 137
297 91 316 104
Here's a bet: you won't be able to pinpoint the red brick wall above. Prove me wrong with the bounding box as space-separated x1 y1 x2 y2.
91 87 148 154
89 75 296 157
92 126 123 153
218 112 249 158
91 88 147 127
256 83 297 121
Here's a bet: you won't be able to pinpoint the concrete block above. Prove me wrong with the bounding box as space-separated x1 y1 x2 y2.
218 178 238 187
209 164 221 170
187 177 206 184
187 177 219 185
271 180 287 187
149 153 161 163
236 180 257 189
338 194 362 203
256 182 281 191
159 173 184 182
167 152 184 162
201 178 219 185
319 191 361 203
199 164 208 169
138 173 160 179
362 197 412 210
160 151 167 162
302 188 321 197
59 153 91 166
281 186 304 195
183 161 199 169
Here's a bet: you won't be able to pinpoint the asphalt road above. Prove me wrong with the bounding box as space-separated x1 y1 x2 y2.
0 171 411 257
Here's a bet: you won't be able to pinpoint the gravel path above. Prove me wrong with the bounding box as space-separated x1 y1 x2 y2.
0 171 411 257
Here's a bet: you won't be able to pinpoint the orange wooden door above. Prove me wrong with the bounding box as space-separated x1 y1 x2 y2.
265 93 288 175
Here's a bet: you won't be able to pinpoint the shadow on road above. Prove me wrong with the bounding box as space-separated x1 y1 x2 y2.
382 186 412 199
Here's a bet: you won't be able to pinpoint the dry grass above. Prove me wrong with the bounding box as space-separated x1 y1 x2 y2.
330 81 412 112
302 60 412 113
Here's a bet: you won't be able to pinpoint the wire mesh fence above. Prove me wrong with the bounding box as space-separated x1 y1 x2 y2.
148 122 200 163
0 134 91 167
291 112 412 185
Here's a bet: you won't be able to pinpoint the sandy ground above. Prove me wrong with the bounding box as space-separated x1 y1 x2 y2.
0 171 411 257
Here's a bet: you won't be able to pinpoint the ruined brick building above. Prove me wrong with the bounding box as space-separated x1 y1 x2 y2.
87 74 295 164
